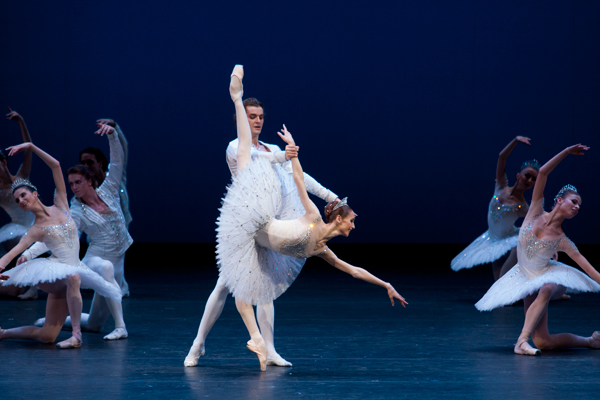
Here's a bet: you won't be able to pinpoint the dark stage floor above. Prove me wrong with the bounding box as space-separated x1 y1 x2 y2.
2 254 600 400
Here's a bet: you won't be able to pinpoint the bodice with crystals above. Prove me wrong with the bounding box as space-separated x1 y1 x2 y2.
255 216 324 259
487 187 528 240
516 215 576 279
33 208 80 266
0 187 35 226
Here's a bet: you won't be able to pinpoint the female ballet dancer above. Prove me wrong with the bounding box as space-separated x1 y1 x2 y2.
0 108 37 299
0 142 122 348
24 123 130 340
475 144 600 355
451 136 538 280
210 65 407 371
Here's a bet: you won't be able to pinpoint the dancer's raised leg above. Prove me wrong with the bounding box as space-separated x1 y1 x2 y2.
235 297 267 371
230 65 252 171
184 277 229 367
257 302 292 367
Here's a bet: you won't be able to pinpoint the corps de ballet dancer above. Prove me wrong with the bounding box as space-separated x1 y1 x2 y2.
25 123 130 340
192 65 407 371
184 97 339 368
0 108 37 299
475 144 600 355
79 118 132 297
0 141 121 348
451 136 538 280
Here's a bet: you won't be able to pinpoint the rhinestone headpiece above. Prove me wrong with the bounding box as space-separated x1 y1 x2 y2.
554 184 578 203
332 197 349 212
11 178 38 193
520 159 541 171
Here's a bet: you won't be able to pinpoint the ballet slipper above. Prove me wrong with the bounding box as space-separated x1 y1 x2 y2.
267 353 292 367
103 327 128 340
34 317 45 327
514 337 541 356
587 331 600 349
17 286 38 300
246 338 267 371
56 330 82 349
230 65 244 103
184 344 206 367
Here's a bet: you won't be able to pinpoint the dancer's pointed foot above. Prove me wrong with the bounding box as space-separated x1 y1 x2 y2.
56 335 82 349
230 65 244 103
514 337 541 356
184 344 206 367
103 327 128 340
267 353 292 367
246 337 267 371
18 286 38 300
588 331 600 349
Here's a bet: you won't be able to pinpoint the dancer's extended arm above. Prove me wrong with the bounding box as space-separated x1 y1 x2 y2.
496 136 531 188
6 108 33 179
527 144 589 219
95 123 125 190
317 248 408 307
6 143 69 210
0 229 43 272
561 239 600 285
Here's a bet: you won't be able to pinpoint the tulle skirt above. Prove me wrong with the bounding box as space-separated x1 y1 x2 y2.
475 261 600 311
2 258 122 302
451 230 518 271
216 157 305 306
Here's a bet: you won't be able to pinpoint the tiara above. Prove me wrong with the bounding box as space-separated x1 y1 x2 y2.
332 197 348 212
11 178 37 193
520 159 541 171
554 184 578 203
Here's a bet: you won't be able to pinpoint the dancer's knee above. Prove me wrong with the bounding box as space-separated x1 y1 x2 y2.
537 284 557 302
66 274 81 288
38 327 60 343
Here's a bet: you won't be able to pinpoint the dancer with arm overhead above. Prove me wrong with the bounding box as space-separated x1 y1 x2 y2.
451 136 538 280
475 144 600 355
192 66 406 371
0 142 121 348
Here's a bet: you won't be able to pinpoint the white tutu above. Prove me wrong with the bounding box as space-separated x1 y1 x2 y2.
0 222 30 244
216 156 306 306
451 229 518 271
2 258 122 302
475 261 600 311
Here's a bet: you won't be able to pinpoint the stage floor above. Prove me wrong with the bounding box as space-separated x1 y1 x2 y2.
2 261 600 400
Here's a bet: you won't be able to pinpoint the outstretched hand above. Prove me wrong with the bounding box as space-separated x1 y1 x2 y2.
6 142 32 156
277 124 296 146
95 123 115 136
387 284 408 307
6 107 23 121
516 136 531 145
566 144 589 155
96 118 116 127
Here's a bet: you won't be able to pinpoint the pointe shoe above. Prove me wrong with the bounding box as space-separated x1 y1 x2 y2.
184 345 206 367
34 317 45 327
246 338 267 371
230 65 244 102
56 335 82 349
18 286 38 300
103 327 128 340
588 331 600 349
267 353 292 367
514 338 541 356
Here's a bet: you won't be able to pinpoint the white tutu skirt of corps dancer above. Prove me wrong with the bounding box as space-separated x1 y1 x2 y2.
1 258 122 302
475 261 600 311
451 229 518 271
216 156 306 306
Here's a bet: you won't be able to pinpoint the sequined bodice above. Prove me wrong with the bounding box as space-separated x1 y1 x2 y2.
0 188 35 226
516 216 566 279
34 208 80 266
256 216 324 259
487 189 527 239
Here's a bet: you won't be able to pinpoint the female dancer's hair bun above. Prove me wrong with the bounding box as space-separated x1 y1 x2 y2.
554 184 579 206
324 198 352 223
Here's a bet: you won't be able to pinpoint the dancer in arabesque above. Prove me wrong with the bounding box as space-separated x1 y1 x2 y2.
475 144 600 355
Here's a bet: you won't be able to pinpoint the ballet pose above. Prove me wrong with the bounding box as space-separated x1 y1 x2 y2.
475 144 600 355
0 108 37 299
202 65 406 371
80 118 131 297
0 142 121 348
25 123 130 340
452 136 538 280
184 98 338 367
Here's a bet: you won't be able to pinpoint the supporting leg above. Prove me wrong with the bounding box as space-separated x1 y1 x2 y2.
257 302 292 367
56 274 83 348
236 297 267 371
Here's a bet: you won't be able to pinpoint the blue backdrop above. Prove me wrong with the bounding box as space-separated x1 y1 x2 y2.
1 1 599 243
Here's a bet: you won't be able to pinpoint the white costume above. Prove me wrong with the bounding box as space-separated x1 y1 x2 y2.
451 178 528 271
475 214 600 311
25 133 131 336
1 206 121 301
0 187 35 255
